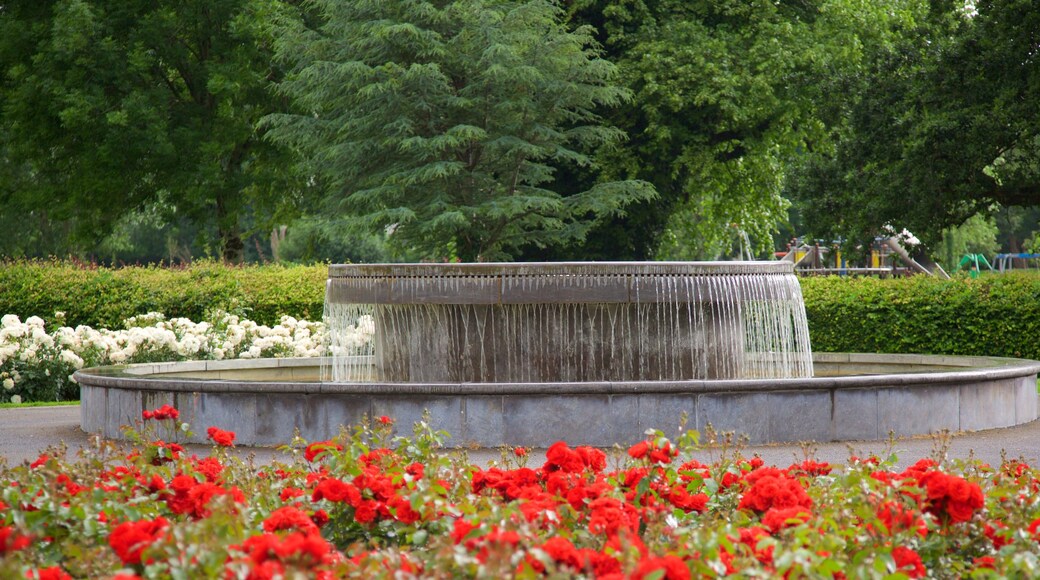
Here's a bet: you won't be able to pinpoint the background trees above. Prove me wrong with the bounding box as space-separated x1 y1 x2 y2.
262 0 654 261
795 0 1040 252
0 0 298 263
1 0 1038 265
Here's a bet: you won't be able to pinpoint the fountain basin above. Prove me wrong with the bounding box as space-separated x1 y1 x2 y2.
75 353 1040 447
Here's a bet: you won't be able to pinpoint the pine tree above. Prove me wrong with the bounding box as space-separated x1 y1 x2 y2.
263 0 655 261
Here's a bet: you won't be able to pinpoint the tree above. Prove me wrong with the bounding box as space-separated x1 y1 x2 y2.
795 0 1040 250
262 0 654 262
553 0 920 260
0 0 298 263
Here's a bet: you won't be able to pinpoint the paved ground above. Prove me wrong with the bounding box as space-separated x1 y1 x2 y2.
2 404 1040 470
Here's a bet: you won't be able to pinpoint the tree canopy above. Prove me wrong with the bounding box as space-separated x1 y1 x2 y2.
795 0 1040 250
1 0 1038 263
0 0 297 262
262 0 654 261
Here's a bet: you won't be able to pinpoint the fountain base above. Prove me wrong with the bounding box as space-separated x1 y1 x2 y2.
75 353 1040 447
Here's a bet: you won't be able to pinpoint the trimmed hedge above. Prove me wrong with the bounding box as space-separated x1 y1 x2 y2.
801 273 1040 359
0 260 328 329
2 261 1040 360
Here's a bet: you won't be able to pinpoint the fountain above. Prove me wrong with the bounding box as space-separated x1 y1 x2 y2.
323 262 813 383
76 261 1040 447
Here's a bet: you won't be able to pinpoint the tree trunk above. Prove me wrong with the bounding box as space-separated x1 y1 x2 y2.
216 191 244 264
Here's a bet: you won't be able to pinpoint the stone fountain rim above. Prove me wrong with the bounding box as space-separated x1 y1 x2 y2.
74 353 1040 396
328 261 794 278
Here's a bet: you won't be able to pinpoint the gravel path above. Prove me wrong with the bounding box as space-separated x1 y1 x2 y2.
2 404 1039 470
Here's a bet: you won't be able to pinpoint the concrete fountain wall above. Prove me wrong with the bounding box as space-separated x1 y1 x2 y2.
75 353 1040 447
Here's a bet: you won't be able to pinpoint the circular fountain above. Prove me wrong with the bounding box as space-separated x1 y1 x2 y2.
76 262 1040 447
323 262 813 383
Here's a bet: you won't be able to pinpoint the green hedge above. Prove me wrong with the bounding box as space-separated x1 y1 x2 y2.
0 260 328 329
801 273 1040 359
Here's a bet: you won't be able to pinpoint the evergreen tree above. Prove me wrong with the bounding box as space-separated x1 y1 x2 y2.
263 0 654 261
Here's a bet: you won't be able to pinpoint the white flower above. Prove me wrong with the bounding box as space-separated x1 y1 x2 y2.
2 378 13 390
60 349 85 369
9 395 21 404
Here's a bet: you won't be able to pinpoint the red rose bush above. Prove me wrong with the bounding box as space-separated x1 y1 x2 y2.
0 413 1036 578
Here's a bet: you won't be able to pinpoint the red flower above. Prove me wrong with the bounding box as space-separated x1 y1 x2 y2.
761 506 811 532
194 456 225 483
738 474 813 514
451 519 480 544
263 506 319 536
876 500 927 538
148 440 184 465
986 521 1011 548
514 446 528 457
0 526 31 554
311 478 361 505
378 415 393 424
304 440 342 462
388 495 422 525
974 556 997 570
915 470 984 523
230 531 337 572
165 476 245 519
108 517 169 565
143 404 179 421
30 454 49 469
667 486 709 513
892 546 926 578
627 438 677 464
632 555 691 580
206 426 236 447
25 567 72 580
544 442 586 473
628 441 650 459
540 537 584 571
310 509 329 528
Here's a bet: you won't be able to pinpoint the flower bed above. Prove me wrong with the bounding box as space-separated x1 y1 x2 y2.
1 410 1037 578
0 312 331 403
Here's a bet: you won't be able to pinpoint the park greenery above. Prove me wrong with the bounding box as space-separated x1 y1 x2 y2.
1 1 1038 264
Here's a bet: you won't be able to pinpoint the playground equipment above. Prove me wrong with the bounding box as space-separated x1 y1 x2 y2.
780 237 948 278
994 253 1040 273
958 254 994 278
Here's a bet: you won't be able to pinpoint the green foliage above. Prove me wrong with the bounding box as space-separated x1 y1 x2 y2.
0 261 327 329
564 0 921 260
796 0 1040 250
802 273 1040 359
263 0 655 261
0 0 300 263
939 213 1001 271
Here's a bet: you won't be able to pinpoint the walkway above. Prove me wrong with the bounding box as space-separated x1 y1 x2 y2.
2 404 1040 470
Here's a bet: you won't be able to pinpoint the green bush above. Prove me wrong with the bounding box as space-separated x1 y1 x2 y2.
801 272 1040 359
0 260 328 329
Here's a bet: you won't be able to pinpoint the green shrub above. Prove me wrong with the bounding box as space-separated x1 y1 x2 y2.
0 260 328 329
801 272 1040 359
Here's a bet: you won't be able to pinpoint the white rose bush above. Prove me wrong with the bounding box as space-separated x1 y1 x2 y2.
0 311 336 403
